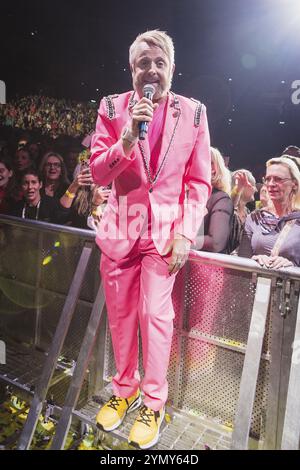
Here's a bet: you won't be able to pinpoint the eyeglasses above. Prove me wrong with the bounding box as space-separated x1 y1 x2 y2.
46 162 61 168
262 176 292 185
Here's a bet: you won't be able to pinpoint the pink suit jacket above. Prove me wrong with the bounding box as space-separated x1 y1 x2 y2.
90 90 211 260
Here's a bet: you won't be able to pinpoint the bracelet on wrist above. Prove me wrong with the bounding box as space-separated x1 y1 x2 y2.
231 186 240 197
65 189 76 199
121 127 137 145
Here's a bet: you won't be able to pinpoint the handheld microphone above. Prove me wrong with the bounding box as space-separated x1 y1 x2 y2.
139 84 155 140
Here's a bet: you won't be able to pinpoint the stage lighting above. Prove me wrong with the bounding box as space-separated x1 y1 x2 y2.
274 0 300 22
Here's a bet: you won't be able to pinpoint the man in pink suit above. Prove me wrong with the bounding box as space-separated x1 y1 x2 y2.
90 30 211 449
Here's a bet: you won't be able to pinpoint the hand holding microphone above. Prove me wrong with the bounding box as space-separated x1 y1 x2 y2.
130 84 158 140
138 84 155 140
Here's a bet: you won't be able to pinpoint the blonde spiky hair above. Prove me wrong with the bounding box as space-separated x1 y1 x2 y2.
129 29 175 67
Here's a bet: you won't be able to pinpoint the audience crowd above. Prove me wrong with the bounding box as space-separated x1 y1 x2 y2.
0 95 97 139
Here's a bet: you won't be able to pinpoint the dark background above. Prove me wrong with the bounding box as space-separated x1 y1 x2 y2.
1 0 300 172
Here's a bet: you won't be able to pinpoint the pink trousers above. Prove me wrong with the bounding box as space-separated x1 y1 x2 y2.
100 235 177 411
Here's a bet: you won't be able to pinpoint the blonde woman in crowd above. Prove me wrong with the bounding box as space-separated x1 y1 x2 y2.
239 156 300 268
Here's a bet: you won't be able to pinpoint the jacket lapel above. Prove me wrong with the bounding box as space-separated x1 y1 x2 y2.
158 92 181 169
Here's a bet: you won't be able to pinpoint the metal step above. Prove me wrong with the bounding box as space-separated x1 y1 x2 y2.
73 383 232 450
0 339 73 395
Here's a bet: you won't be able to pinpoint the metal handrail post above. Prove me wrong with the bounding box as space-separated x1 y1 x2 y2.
17 242 94 450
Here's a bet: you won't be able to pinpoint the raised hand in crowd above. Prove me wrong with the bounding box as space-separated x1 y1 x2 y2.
232 170 255 205
86 186 111 230
60 166 93 208
92 185 111 206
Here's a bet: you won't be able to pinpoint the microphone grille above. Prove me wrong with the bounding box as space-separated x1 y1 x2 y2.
143 84 155 96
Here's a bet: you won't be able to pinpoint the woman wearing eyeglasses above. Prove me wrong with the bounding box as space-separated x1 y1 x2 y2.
39 152 70 198
238 156 300 269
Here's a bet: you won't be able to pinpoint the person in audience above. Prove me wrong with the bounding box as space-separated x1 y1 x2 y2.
9 167 69 224
14 146 33 174
281 145 300 159
238 156 300 268
231 169 257 223
0 154 15 214
281 146 300 172
28 141 42 166
230 168 257 251
59 159 110 228
255 183 272 211
39 151 70 198
194 147 233 253
86 185 111 230
64 147 80 181
258 184 268 209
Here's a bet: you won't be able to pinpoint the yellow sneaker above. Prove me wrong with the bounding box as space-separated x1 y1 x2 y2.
96 390 141 432
128 405 165 449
